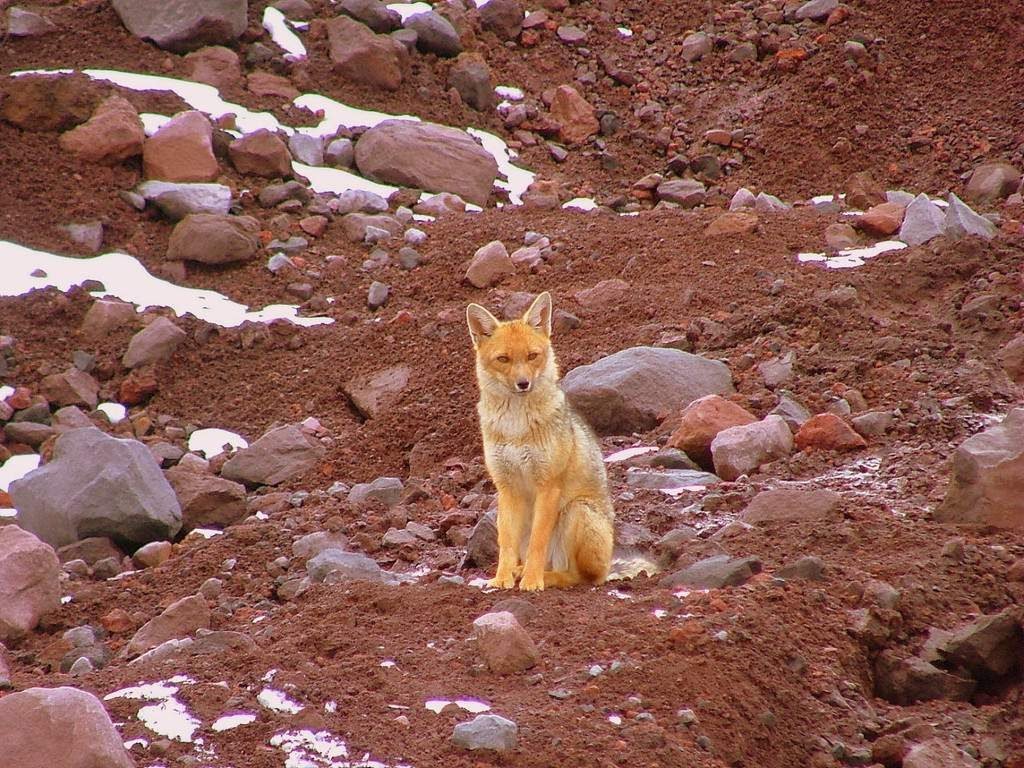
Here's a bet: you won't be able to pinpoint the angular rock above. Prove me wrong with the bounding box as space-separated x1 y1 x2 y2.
706 211 758 236
62 221 104 253
964 161 1021 205
903 738 981 768
405 11 462 57
729 187 756 210
4 421 55 447
340 212 402 242
339 0 400 32
57 96 144 164
710 415 793 481
668 394 757 468
758 352 794 389
355 120 498 206
143 110 218 182
844 171 885 210
110 0 247 52
563 347 734 435
998 334 1024 383
326 16 408 91
288 133 324 166
573 278 629 310
166 213 260 264
934 608 1023 679
944 193 997 240
56 537 123 565
472 611 538 673
40 368 99 409
770 390 811 431
221 424 325 486
122 317 187 368
657 178 706 208
754 192 790 214
343 365 410 419
660 554 762 589
348 476 404 506
740 488 841 524
164 466 246 530
125 594 210 657
856 202 905 236
0 527 60 642
899 193 945 246
292 531 350 560
0 687 134 768
466 240 513 288
81 299 137 339
307 548 386 583
137 180 232 220
449 53 494 111
229 129 292 178
184 45 242 89
874 651 976 704
681 31 711 61
794 413 867 452
464 509 497 567
131 627 256 664
11 428 182 549
479 0 523 40
0 73 101 132
549 84 599 145
247 71 299 99
452 714 518 751
852 410 893 437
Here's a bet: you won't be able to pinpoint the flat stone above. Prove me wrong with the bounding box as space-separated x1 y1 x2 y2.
741 488 841 523
348 476 404 506
221 424 325 487
136 180 232 219
307 548 388 583
660 555 762 589
899 193 945 246
452 714 518 751
143 110 218 182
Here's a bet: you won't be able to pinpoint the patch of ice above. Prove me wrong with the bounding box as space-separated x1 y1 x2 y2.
124 738 149 749
97 402 127 423
604 446 657 463
562 197 598 211
617 27 633 37
468 577 496 591
190 528 224 539
607 589 633 601
797 252 827 263
0 453 41 492
386 2 432 21
380 660 397 668
292 93 419 137
137 698 201 742
212 712 257 732
467 128 535 206
188 427 248 458
494 85 524 101
653 609 668 619
263 669 279 683
263 7 307 60
0 385 14 399
608 713 623 725
801 240 907 269
324 701 338 714
259 688 304 714
271 730 348 765
294 162 402 198
425 698 491 714
60 595 73 604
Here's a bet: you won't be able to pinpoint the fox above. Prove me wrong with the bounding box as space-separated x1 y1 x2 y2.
466 291 615 591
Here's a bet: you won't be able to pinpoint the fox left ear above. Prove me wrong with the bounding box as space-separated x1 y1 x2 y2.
466 303 500 348
523 291 553 337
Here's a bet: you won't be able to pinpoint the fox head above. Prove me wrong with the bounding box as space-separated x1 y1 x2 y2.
466 292 558 398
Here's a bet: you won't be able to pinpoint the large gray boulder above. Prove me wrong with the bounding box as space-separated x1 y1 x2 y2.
943 193 997 240
561 347 734 435
10 427 182 548
111 0 247 52
0 526 60 642
355 119 498 206
221 424 325 486
898 193 945 247
0 687 134 768
935 408 1024 528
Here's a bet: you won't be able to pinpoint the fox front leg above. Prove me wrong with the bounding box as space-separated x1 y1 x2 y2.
489 485 527 589
519 486 561 592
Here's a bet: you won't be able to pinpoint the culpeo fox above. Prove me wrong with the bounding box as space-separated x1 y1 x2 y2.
466 291 614 591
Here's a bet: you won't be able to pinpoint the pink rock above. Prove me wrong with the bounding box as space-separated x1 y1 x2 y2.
228 129 292 178
573 278 630 310
326 15 408 91
57 95 144 164
794 413 867 452
80 299 138 339
125 594 210 657
0 526 60 642
466 241 513 288
549 84 598 145
473 610 539 674
184 45 241 89
669 394 757 468
711 415 793 481
856 202 906 236
132 540 173 568
143 110 219 182
164 466 246 530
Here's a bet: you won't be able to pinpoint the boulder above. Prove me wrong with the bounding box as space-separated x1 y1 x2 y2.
57 96 144 164
710 415 793 481
934 608 1023 679
0 687 134 768
479 0 523 40
326 16 408 91
136 180 232 220
548 85 599 145
122 317 187 368
0 527 60 642
166 213 260 264
668 394 757 468
873 651 976 704
740 488 841 524
125 594 210 657
466 240 513 288
164 466 247 530
943 193 997 240
355 119 498 206
899 193 945 246
11 427 182 549
0 73 101 132
934 408 1024 528
562 347 734 435
452 714 518 751
111 0 247 52
660 555 762 589
794 413 867 452
404 11 462 57
221 424 325 486
342 365 410 419
472 611 539 673
964 161 1021 205
143 110 218 182
228 129 292 178
903 738 981 768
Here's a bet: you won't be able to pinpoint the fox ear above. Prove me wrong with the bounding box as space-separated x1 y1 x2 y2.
466 303 499 347
523 291 552 337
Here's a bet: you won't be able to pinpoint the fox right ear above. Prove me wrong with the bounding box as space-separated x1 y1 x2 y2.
466 303 499 347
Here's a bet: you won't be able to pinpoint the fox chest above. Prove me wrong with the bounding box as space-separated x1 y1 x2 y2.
484 440 553 489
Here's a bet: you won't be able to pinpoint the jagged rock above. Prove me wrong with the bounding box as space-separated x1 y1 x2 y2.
307 548 389 583
39 368 99 409
125 594 210 657
899 193 945 246
81 299 137 338
466 240 513 288
844 171 886 209
122 317 187 368
874 651 976 704
934 608 1023 679
110 0 247 52
903 738 981 768
657 178 706 208
184 45 242 89
221 424 324 487
0 73 101 132
625 468 719 490
549 84 599 145
943 193 997 240
464 509 498 568
449 53 494 111
710 415 793 481
228 129 292 178
326 15 408 91
164 466 246 530
0 527 60 642
339 0 400 32
136 180 232 219
6 7 58 36
776 555 825 581
342 365 410 419
479 0 523 40
348 476 404 506
143 110 218 182
452 714 518 751
57 96 144 164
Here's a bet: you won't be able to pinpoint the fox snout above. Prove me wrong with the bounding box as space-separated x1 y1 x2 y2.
515 377 531 393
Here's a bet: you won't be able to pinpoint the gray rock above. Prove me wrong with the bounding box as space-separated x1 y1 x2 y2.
943 193 997 240
934 608 1023 679
382 528 416 547
448 53 494 111
758 351 794 389
61 221 104 252
288 133 324 166
122 316 187 368
656 178 706 208
729 187 756 210
110 0 247 52
740 488 841 524
367 281 389 310
754 191 790 213
324 138 354 168
776 555 825 581
292 531 350 559
852 410 893 437
334 189 389 214
166 213 261 264
266 236 308 254
131 628 257 665
164 466 246 530
874 651 976 704
466 240 513 288
935 407 1024 528
125 594 210 657
660 555 762 589
464 509 498 568
0 526 60 642
964 161 1021 205
339 0 399 32
341 212 403 242
7 7 58 36
4 421 55 447
11 427 182 549
681 31 711 61
348 476 404 506
452 714 518 751
710 415 793 481
259 180 311 207
625 468 719 490
901 195 946 246
794 0 837 21
404 11 462 57
307 548 387 583
136 180 232 220
562 347 734 435
221 424 325 487
770 390 811 431
903 738 981 768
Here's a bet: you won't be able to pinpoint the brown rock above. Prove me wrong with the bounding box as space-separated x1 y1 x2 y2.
794 413 867 452
184 45 242 89
164 465 247 530
740 488 841 524
228 129 292 178
57 95 144 164
466 240 513 288
573 278 629 310
0 73 101 132
0 641 10 688
480 0 523 39
340 213 403 242
472 611 539 674
448 52 494 112
40 368 100 409
668 395 757 468
80 299 137 339
705 211 758 236
342 365 410 419
166 213 260 264
326 15 408 92
844 170 886 210
824 222 859 250
549 85 599 145
856 201 905 236
100 608 134 634
125 594 210 657
120 367 159 405
143 110 219 182
57 537 123 565
964 161 1021 205
247 71 300 99
997 333 1024 383
122 316 187 368
4 422 55 447
0 526 60 642
132 540 173 568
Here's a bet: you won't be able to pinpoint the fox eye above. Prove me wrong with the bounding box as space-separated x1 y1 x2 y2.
496 355 510 363
527 352 539 360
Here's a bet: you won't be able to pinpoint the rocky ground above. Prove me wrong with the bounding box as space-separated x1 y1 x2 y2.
1 0 1024 767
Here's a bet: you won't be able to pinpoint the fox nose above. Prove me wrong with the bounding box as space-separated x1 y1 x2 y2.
516 379 531 392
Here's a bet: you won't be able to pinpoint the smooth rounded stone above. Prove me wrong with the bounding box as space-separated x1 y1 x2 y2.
288 133 324 166
122 316 187 368
221 424 326 487
92 556 123 579
260 180 311 207
0 72 103 132
110 0 246 52
824 222 859 250
324 137 355 167
0 526 60 642
57 95 144 165
473 611 538 674
307 548 387 583
681 31 711 61
964 161 1021 205
466 240 513 288
404 11 462 57
452 714 518 752
143 110 218 182
367 281 390 310
711 415 794 481
852 410 894 437
132 540 173 568
136 180 232 220
56 537 123 565
660 554 762 589
448 52 494 111
657 178 706 208
199 577 223 599
729 41 758 62
754 192 790 214
479 0 523 40
339 0 399 32
0 687 134 768
348 476 404 506
556 24 586 44
166 213 260 264
125 594 210 658
705 211 758 236
404 227 426 245
326 15 409 91
11 427 182 549
794 0 837 20
775 555 826 581
943 193 997 240
563 347 733 436
184 45 241 89
132 628 257 665
668 394 757 468
741 488 841 524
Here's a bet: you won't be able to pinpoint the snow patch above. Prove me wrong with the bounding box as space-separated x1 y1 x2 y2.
263 7 307 60
187 428 248 458
97 402 127 423
604 446 657 463
259 688 304 714
0 453 41 492
212 712 257 732
562 197 598 211
424 698 491 714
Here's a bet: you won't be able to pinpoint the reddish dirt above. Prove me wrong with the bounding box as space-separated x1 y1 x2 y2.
2 1 1024 767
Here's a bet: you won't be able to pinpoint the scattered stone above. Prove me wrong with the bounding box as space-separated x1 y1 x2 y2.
125 594 210 657
339 0 400 33
166 213 260 264
706 211 758 236
660 555 762 589
466 240 514 288
473 611 539 674
479 0 523 40
137 180 232 220
122 317 187 368
132 540 172 568
856 202 905 236
0 73 102 132
795 0 837 21
776 555 825 581
221 424 325 487
110 0 246 52
899 193 945 246
4 421 55 447
6 6 57 36
56 537 123 565
325 138 355 167
997 334 1024 383
449 53 494 111
944 193 997 240
340 212 402 242
794 413 867 452
934 608 1023 679
741 488 841 524
58 96 144 164
61 221 105 252
681 31 712 61
292 531 350 560
229 129 292 178
625 467 719 490
549 85 599 145
355 120 498 206
490 597 536 627
824 222 859 250
964 161 1021 205
367 281 390 310
326 15 408 91
754 192 790 214
342 365 410 419
39 368 99 409
184 45 241 89
758 352 794 389
348 476 404 506
903 738 981 768
573 279 630 310
729 187 756 210
710 415 793 481
668 394 757 468
844 171 886 210
852 410 893 437
11 427 182 549
562 347 734 435
307 548 387 583
288 133 324 166
874 651 976 704
404 11 462 57
0 687 134 768
464 510 498 567
0 527 60 642
657 178 706 208
143 110 218 182
452 714 518 752
770 390 811 431
132 627 257 664
164 466 247 530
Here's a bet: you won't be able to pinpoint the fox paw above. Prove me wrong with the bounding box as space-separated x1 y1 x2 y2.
488 574 517 589
518 574 545 592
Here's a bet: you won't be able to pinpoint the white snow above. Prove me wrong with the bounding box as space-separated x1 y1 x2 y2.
799 240 908 269
97 402 127 423
617 27 633 37
294 162 401 198
0 385 13 400
468 128 535 205
0 453 40 492
562 197 599 211
212 712 257 732
386 2 431 20
424 698 491 714
293 93 419 136
104 677 199 743
494 85 524 101
604 446 657 463
259 688 305 714
187 428 248 458
263 7 307 60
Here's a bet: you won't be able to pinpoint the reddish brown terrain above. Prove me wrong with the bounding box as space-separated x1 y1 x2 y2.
1 1 1023 767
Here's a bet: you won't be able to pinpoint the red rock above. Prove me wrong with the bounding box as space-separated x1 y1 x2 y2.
247 71 300 99
473 611 539 673
795 413 867 452
57 95 144 164
100 608 134 633
143 110 219 182
844 170 886 209
164 466 246 530
0 526 60 642
856 202 905 236
740 488 841 524
326 15 408 91
706 211 758 236
774 47 807 72
0 490 10 507
5 387 33 410
549 85 599 145
119 367 160 405
965 161 1021 205
184 45 241 89
39 368 100 409
299 215 328 237
704 129 732 146
125 594 210 657
668 394 757 468
0 73 101 132
466 241 513 288
228 129 292 178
